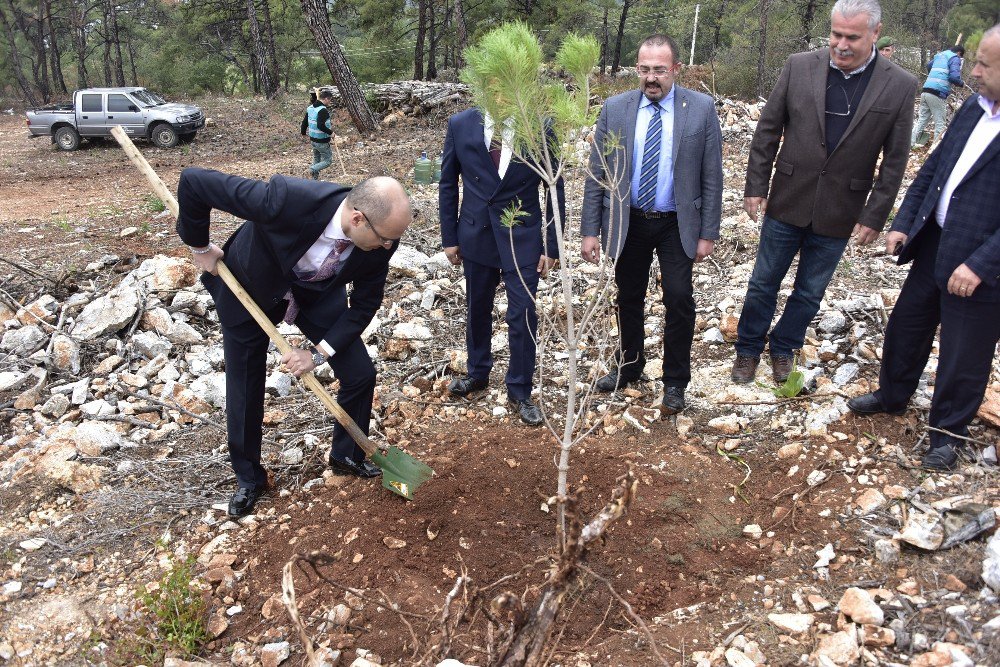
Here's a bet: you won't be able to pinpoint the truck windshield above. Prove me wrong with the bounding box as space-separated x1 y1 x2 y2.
131 89 166 107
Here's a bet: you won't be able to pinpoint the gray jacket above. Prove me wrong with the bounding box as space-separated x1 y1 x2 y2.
581 85 723 259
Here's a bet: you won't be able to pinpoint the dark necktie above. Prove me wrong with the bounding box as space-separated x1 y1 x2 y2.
283 238 352 323
637 104 662 211
489 134 502 171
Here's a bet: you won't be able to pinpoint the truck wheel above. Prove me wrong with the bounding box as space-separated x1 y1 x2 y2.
54 126 80 151
151 124 179 148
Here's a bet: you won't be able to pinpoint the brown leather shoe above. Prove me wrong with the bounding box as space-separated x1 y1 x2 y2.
731 355 760 384
770 354 795 383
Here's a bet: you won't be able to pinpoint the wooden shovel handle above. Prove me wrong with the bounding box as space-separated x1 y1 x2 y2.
110 126 377 458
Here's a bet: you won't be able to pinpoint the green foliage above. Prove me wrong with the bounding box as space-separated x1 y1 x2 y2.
772 369 805 398
121 556 209 664
144 195 166 214
500 199 530 229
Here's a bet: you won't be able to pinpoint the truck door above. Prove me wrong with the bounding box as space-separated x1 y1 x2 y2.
106 93 144 137
77 93 105 136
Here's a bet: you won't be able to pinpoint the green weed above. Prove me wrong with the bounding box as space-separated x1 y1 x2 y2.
145 195 166 213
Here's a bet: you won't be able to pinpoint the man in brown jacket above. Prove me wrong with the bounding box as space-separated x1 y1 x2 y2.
732 0 918 385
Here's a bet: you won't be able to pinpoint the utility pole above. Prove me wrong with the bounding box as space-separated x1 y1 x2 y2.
690 3 700 66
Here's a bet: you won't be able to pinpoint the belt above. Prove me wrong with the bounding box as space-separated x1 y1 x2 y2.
630 207 676 219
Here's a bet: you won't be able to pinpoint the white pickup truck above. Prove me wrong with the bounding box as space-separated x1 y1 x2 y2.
26 87 205 151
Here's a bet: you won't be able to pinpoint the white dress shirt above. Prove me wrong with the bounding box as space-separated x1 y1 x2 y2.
482 113 514 179
937 95 1000 227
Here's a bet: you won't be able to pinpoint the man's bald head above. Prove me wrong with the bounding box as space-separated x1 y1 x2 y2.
345 176 413 249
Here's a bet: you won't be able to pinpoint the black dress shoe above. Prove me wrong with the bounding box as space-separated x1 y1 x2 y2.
662 386 685 415
595 370 640 393
448 375 489 397
921 441 960 471
509 398 543 426
329 453 382 478
847 392 906 416
228 485 266 518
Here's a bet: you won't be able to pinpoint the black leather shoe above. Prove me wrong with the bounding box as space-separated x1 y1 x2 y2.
662 386 685 415
329 453 382 478
595 370 640 393
847 392 906 416
921 441 960 471
448 375 489 397
509 398 543 426
228 485 266 518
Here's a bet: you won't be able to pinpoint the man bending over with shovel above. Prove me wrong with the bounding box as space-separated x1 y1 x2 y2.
176 168 414 517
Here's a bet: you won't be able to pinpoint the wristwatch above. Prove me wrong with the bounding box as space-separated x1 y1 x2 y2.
308 346 326 368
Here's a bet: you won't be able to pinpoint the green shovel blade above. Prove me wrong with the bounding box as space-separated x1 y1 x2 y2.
371 446 434 501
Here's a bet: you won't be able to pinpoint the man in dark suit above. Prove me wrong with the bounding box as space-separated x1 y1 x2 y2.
176 168 413 516
732 0 918 385
848 25 1000 471
439 107 565 426
580 33 723 414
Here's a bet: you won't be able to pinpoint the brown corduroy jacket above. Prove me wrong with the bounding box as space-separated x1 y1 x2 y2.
744 50 918 237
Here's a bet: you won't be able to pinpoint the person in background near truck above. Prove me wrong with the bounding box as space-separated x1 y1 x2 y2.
877 36 894 59
731 0 918 386
302 89 334 180
912 44 966 147
848 25 1000 471
177 168 413 517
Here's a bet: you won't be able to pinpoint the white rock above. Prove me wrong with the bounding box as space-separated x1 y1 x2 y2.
265 372 293 397
767 612 814 634
874 538 900 564
814 543 835 568
839 587 884 626
388 245 432 276
984 530 1000 593
1 325 46 355
811 630 860 665
701 327 725 343
855 488 886 513
724 647 755 667
72 279 140 340
895 510 944 550
190 372 227 409
49 333 81 373
492 406 508 417
260 640 290 667
131 255 199 291
818 310 848 334
0 371 31 392
833 362 860 386
19 537 47 551
742 524 763 539
708 414 745 434
130 330 173 358
392 321 433 340
281 448 304 465
2 581 22 595
80 399 115 417
40 393 70 417
71 421 126 454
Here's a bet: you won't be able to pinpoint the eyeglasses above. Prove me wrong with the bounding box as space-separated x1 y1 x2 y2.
636 66 674 77
825 83 861 117
356 207 400 247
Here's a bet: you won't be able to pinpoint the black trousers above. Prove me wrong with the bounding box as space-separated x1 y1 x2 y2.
876 223 1000 441
221 286 375 489
613 211 695 388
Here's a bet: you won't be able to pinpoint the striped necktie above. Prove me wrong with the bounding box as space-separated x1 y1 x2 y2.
636 104 661 211
283 238 352 323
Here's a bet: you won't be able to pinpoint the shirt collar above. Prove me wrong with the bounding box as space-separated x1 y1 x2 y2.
325 202 349 241
830 46 877 78
483 112 513 135
639 84 675 110
978 94 1000 119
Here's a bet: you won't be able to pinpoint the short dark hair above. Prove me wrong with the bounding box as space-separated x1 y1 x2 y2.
639 34 681 65
952 45 965 56
318 89 333 101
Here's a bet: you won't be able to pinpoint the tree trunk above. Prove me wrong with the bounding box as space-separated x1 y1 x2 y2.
102 0 124 85
756 0 770 99
299 0 377 134
45 0 67 93
0 2 40 106
70 0 89 88
427 0 437 79
126 32 138 84
800 0 819 49
599 6 608 73
414 0 427 80
711 0 726 62
28 0 51 101
610 0 632 74
247 0 277 97
261 0 281 92
453 0 467 67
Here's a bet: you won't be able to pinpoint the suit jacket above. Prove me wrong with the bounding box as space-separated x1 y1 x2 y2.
175 167 396 352
891 96 1000 302
580 85 724 260
744 50 918 237
439 108 565 270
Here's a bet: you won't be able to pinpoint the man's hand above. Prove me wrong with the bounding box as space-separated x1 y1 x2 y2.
444 245 462 266
695 239 715 263
947 263 982 298
581 235 601 264
743 196 767 223
885 231 907 256
191 243 224 275
280 349 318 378
851 224 879 246
537 255 557 277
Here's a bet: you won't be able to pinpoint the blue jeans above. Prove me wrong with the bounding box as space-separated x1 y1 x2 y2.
736 216 849 358
310 141 333 175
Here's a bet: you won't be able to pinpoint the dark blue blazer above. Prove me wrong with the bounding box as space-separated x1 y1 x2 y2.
439 108 565 270
892 97 1000 302
176 167 396 352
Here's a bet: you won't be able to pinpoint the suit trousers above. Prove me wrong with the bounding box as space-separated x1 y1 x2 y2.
221 286 375 489
613 212 695 388
875 223 1000 440
462 256 540 401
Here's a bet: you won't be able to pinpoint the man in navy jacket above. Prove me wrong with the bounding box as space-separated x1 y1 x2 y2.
439 107 565 426
849 26 1000 470
177 168 413 515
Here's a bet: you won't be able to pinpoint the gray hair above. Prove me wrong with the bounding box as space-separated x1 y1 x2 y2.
831 0 882 31
984 24 1000 42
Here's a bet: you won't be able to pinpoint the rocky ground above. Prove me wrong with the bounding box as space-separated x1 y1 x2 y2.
0 88 999 667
